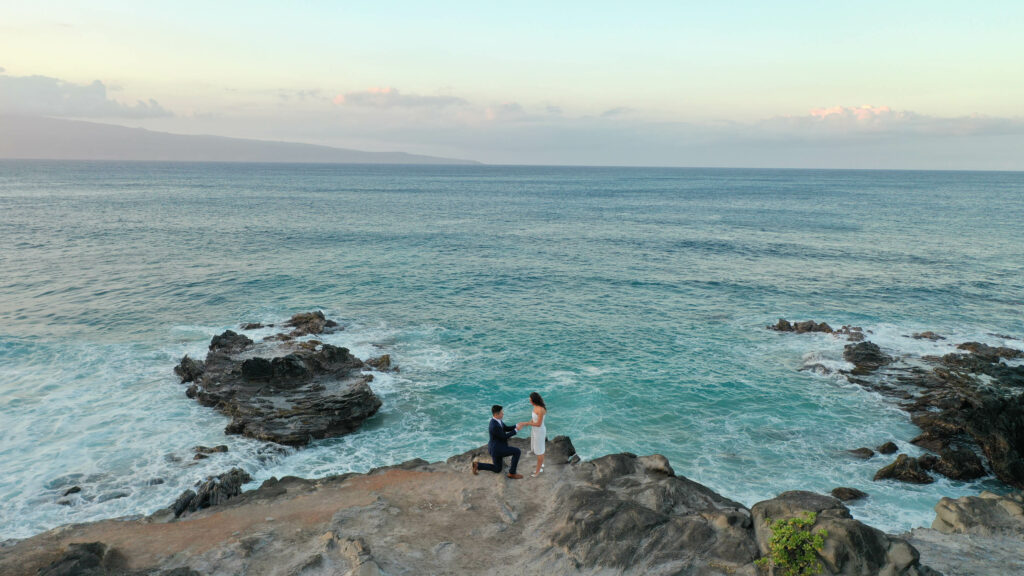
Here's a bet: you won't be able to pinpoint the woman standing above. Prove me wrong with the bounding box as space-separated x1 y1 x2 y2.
517 392 547 477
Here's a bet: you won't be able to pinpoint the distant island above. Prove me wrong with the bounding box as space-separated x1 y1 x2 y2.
0 115 479 165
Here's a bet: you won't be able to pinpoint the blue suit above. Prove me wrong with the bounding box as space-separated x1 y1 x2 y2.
477 417 520 475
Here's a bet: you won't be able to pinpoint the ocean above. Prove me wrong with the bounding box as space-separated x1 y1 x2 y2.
1 160 1022 539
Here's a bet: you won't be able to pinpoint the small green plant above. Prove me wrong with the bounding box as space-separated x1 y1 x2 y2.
754 512 828 576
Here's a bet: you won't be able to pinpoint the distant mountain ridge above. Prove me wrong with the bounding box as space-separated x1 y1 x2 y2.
0 115 479 165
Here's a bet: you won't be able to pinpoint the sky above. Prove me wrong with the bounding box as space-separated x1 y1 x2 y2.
2 1 1024 168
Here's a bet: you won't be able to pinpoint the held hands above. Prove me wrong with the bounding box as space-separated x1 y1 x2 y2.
515 422 525 431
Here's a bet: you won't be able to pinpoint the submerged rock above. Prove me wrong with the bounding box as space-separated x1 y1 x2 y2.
848 447 875 459
174 313 382 446
912 332 945 341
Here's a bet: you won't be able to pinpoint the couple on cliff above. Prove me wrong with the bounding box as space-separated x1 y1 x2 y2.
472 392 547 479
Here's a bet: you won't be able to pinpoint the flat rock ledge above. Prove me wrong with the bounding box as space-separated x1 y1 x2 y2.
0 437 941 576
172 312 382 446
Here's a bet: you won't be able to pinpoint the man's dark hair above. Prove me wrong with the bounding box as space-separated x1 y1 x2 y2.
491 404 503 415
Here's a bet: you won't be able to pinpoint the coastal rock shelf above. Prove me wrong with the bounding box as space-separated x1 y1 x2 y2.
172 312 383 446
0 438 941 576
769 318 1024 489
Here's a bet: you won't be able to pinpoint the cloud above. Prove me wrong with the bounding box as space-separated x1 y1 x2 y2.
0 73 172 118
756 105 1024 139
333 87 467 109
600 106 633 118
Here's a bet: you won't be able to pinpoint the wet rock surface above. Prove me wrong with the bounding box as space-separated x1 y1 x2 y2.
847 447 875 459
0 440 943 576
874 454 935 485
831 487 868 502
171 468 252 518
843 341 894 374
172 312 382 446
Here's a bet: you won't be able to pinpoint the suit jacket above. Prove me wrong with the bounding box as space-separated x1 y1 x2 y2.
488 418 517 454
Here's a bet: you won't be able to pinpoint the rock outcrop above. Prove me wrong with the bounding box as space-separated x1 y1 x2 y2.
171 468 252 518
769 320 1024 488
751 491 937 576
843 341 894 375
874 455 935 485
932 491 1024 537
0 439 942 576
830 487 868 502
172 312 383 446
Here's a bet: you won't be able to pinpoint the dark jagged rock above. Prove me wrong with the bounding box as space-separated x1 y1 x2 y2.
175 314 382 446
848 447 875 459
874 454 935 484
751 491 935 576
933 447 985 480
365 354 393 371
283 311 340 337
172 468 252 518
877 441 899 455
208 330 253 353
62 486 81 497
911 432 950 453
194 445 229 455
844 341 894 374
912 331 945 341
836 325 866 341
240 322 265 330
831 487 868 501
172 355 204 383
955 342 1022 362
768 318 833 334
918 454 939 470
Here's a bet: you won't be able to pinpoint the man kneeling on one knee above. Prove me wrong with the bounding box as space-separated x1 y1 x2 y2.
472 404 522 479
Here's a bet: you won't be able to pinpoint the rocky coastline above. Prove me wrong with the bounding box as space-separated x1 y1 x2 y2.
769 318 1024 490
6 437 996 576
4 315 1022 574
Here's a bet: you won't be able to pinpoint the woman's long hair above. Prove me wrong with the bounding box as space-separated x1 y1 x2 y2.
529 391 546 408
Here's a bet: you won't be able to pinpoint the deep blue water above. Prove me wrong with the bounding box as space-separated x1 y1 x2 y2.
1 161 1022 538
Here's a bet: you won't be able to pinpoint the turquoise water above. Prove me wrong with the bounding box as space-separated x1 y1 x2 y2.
1 161 1022 538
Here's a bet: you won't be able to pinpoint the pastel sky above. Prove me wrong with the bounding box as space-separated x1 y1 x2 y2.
2 1 1024 168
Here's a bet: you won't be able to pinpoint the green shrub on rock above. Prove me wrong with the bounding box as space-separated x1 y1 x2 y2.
755 512 828 576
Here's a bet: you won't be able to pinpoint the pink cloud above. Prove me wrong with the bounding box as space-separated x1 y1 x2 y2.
809 105 895 121
332 87 465 109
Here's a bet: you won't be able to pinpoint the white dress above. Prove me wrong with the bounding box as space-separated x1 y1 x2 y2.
531 410 546 455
